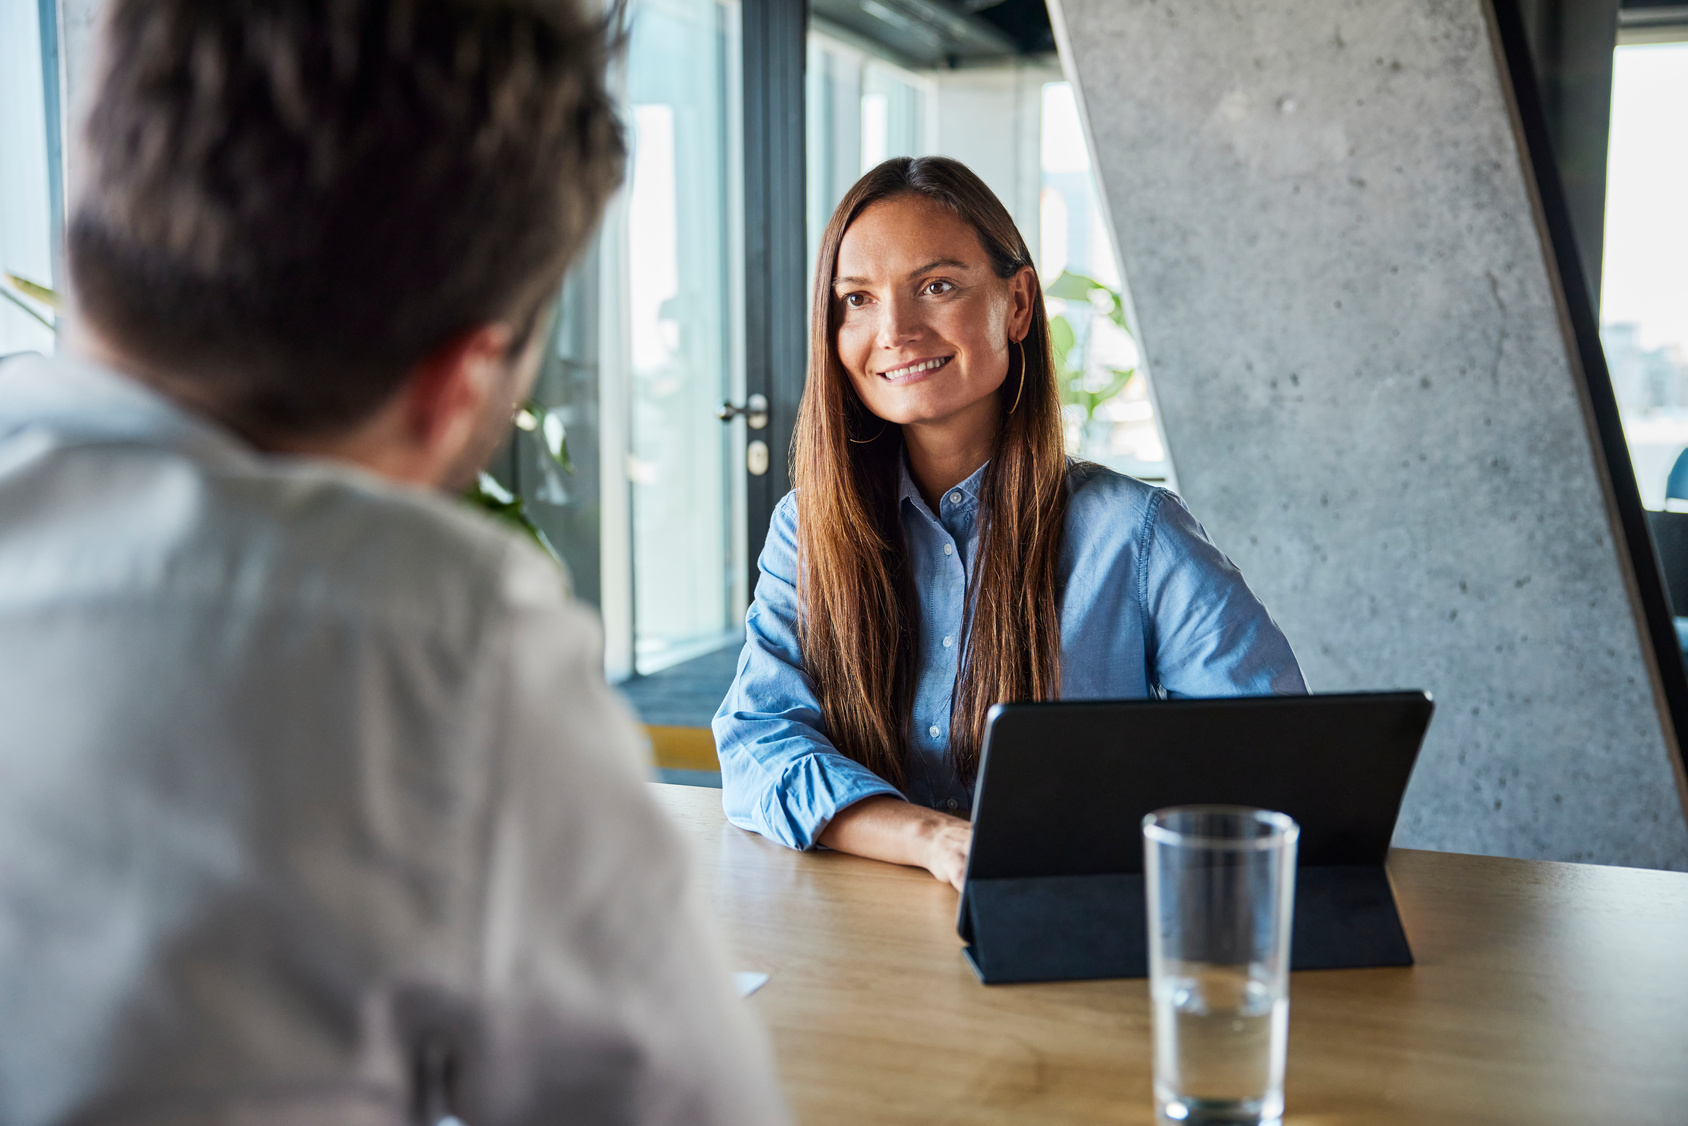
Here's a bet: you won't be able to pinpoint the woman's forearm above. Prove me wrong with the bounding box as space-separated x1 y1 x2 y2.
818 794 973 890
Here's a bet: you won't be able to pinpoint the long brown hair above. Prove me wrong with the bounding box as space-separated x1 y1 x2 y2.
791 156 1069 788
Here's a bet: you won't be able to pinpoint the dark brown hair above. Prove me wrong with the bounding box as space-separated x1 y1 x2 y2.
68 0 625 437
792 156 1068 788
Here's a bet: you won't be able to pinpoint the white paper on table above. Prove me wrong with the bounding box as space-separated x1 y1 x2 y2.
733 971 770 998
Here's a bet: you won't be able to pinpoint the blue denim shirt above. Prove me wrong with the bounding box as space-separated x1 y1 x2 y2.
713 459 1307 850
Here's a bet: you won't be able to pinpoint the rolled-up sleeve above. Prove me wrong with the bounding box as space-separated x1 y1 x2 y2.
1140 489 1308 698
713 494 903 850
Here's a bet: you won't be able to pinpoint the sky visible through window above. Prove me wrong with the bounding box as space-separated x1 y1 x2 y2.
1602 42 1688 355
1601 42 1688 507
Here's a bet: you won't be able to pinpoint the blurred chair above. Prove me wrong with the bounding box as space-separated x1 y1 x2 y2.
1666 449 1688 506
1643 512 1688 665
645 724 722 788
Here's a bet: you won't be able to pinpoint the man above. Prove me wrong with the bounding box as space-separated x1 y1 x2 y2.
0 2 789 1124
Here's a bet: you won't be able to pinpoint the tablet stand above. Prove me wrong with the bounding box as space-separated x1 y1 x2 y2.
960 865 1413 985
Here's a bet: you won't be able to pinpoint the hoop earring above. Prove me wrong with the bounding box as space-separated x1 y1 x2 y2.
848 420 889 445
1007 339 1026 416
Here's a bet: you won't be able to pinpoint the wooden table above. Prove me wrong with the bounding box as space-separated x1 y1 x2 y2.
652 784 1688 1125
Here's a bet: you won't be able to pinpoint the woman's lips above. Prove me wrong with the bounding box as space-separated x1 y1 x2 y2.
878 355 954 383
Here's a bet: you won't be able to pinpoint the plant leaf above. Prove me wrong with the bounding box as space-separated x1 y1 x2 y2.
1098 367 1135 402
464 472 564 565
0 286 56 332
538 406 573 475
4 273 58 309
516 399 573 475
470 471 516 507
1045 269 1103 302
1049 314 1076 371
1106 293 1131 335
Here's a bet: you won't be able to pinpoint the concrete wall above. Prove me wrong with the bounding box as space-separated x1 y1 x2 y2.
1049 0 1688 868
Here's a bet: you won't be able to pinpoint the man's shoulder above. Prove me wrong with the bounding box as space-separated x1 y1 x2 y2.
241 458 567 618
0 352 584 664
0 423 565 648
197 455 580 658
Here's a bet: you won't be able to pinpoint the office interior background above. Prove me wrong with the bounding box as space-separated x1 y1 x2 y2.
4 0 1687 865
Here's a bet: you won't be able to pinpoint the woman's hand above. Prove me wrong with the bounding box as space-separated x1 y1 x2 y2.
818 795 973 891
916 815 974 891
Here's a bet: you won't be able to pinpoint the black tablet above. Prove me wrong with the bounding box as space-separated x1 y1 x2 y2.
956 691 1434 984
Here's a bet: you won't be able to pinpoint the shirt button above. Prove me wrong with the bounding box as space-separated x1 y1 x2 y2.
929 724 941 738
942 636 953 648
949 491 962 505
943 543 954 556
947 798 959 810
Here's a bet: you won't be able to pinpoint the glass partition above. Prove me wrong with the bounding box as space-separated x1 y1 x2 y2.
506 0 749 681
516 252 607 611
623 0 749 674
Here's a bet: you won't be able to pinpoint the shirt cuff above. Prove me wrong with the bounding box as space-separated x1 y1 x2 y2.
757 752 904 851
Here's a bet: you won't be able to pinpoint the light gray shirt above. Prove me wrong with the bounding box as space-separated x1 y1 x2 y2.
0 352 790 1126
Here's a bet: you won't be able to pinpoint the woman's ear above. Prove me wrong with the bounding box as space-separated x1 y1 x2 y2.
1008 265 1038 341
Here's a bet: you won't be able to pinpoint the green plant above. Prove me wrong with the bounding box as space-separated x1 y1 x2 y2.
465 401 571 565
2 272 58 333
1045 270 1136 442
1 270 566 564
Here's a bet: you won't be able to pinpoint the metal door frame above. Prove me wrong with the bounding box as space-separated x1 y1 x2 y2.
741 0 810 589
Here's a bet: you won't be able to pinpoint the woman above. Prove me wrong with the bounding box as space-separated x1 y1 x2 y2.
713 156 1304 889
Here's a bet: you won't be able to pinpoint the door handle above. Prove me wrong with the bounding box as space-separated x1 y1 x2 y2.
717 393 768 430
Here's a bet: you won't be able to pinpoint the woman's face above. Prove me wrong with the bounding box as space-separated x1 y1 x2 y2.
833 195 1035 437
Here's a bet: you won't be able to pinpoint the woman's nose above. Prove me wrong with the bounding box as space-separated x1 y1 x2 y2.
876 295 924 349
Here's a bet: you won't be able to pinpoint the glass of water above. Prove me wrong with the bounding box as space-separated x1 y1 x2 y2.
1144 805 1299 1126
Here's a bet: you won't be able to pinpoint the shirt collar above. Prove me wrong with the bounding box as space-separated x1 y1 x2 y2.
0 349 255 466
896 451 990 512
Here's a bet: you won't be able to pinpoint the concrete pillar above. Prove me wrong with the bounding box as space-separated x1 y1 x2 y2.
1050 0 1688 868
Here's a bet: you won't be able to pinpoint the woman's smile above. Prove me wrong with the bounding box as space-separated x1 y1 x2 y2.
876 354 954 383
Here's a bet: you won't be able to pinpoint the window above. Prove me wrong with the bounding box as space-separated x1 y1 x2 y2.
1038 81 1168 483
1602 41 1688 508
805 33 935 285
0 0 59 358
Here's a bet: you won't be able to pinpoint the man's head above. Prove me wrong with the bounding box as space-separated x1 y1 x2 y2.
67 0 624 487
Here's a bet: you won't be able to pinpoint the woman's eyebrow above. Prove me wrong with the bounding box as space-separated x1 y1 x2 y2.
907 257 969 278
832 258 973 290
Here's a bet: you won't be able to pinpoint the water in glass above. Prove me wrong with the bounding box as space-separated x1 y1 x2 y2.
1153 963 1287 1124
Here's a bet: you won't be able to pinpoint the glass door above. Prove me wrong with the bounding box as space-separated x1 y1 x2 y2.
623 0 749 674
